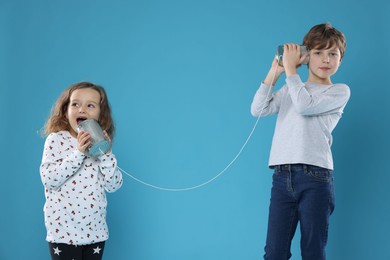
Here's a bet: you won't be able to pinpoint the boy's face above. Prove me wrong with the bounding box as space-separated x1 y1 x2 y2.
307 46 342 85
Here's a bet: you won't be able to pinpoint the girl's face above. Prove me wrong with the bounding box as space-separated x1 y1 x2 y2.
307 47 342 85
67 88 101 137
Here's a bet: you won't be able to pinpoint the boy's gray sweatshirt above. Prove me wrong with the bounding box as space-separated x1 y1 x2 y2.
251 74 350 170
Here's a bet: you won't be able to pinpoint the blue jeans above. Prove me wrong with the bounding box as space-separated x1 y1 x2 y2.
264 164 335 260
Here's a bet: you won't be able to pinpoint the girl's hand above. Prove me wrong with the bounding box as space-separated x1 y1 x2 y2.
102 130 112 155
102 130 111 143
77 130 91 154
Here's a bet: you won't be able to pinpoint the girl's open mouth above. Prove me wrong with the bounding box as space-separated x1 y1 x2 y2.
76 117 87 125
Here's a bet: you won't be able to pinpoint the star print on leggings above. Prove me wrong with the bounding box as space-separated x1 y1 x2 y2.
53 247 62 255
93 246 102 254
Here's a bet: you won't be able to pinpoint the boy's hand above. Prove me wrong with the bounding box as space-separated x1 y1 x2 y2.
263 56 285 86
77 130 91 154
272 55 285 72
282 43 302 75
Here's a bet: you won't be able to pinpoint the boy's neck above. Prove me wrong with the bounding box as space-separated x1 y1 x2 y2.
307 74 333 85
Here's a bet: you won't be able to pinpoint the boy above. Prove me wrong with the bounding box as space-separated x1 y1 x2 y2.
251 23 350 259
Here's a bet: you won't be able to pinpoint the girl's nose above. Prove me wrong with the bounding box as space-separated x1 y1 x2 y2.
79 106 86 113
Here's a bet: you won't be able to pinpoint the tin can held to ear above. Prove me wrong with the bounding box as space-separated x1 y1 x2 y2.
276 45 309 66
77 118 111 157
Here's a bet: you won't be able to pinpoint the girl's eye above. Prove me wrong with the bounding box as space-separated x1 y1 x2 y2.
88 104 96 108
71 102 79 107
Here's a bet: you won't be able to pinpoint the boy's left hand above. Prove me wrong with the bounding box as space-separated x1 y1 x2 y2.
282 43 308 77
282 44 301 69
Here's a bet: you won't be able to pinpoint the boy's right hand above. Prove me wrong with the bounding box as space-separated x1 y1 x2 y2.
272 55 285 72
262 56 285 86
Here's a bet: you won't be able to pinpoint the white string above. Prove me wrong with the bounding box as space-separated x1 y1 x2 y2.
117 115 260 192
112 63 280 191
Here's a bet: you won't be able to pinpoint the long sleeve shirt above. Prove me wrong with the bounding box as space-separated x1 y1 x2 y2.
251 74 350 170
40 130 123 245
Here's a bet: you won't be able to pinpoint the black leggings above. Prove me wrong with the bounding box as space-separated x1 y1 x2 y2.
48 241 105 260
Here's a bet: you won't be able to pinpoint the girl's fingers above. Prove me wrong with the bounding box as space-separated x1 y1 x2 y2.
103 130 112 143
82 141 91 149
77 131 92 153
78 132 90 144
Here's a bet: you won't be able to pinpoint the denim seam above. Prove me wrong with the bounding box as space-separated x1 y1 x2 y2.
285 204 298 259
304 167 332 183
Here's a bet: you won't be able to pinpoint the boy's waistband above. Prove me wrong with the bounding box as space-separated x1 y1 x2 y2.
272 164 307 171
272 164 332 173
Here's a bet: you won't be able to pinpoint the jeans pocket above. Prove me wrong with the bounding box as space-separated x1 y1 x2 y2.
305 165 333 183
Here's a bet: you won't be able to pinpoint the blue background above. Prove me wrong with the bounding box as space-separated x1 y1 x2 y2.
1 0 389 259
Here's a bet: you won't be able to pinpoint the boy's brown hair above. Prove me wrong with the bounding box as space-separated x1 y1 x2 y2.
302 23 346 59
44 82 115 140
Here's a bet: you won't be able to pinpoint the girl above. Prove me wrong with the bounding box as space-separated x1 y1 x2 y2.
251 23 350 259
40 82 123 260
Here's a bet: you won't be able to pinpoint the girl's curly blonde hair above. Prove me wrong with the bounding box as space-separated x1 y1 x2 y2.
43 82 115 140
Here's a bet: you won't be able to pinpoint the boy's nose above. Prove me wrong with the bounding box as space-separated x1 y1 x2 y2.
323 55 330 63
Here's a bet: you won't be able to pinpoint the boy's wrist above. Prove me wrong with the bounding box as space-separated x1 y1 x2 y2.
263 68 282 86
285 67 297 77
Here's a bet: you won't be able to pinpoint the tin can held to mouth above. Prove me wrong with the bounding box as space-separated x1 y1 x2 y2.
276 45 310 66
77 118 111 157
